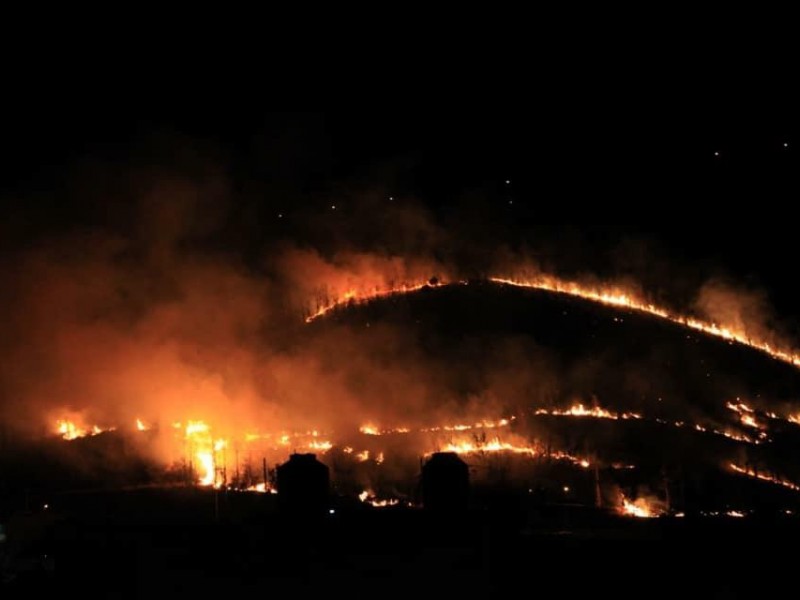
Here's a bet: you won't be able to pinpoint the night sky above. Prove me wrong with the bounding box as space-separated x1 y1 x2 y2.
1 109 797 319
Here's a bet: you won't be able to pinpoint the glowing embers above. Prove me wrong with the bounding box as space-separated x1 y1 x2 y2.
305 279 445 323
729 463 800 492
358 490 403 508
534 403 642 421
56 418 115 441
135 418 150 431
618 494 665 518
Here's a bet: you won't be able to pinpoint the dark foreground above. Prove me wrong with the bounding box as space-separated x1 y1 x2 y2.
1 488 795 598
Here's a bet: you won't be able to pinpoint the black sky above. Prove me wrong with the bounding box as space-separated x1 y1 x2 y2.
1 108 797 316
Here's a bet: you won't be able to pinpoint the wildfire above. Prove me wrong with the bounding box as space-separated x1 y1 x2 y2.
619 494 663 518
358 490 401 508
490 276 800 369
308 440 333 451
422 417 514 433
534 403 642 421
197 452 216 486
136 418 149 431
299 271 800 370
56 418 114 441
360 418 514 437
246 483 277 494
442 438 538 456
183 421 220 487
726 400 754 414
305 280 443 323
729 463 800 492
725 400 765 430
437 436 592 468
652 417 763 445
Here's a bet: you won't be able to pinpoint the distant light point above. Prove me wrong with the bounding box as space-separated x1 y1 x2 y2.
505 180 511 185
508 200 513 205
714 151 720 157
278 213 283 219
389 196 394 201
331 205 336 210
784 142 789 148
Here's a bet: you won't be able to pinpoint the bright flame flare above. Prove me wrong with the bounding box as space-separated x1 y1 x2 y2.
56 419 114 441
619 495 663 518
534 403 642 421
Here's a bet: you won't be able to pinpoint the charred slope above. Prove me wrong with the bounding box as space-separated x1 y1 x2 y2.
305 280 800 511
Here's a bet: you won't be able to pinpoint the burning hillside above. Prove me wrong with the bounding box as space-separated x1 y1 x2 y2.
1 276 792 520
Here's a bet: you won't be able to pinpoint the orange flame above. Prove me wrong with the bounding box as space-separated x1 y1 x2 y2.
534 403 642 421
302 273 800 368
729 463 800 492
56 418 114 440
358 490 401 508
619 494 663 518
306 280 443 323
490 276 800 368
361 418 514 437
246 483 277 494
